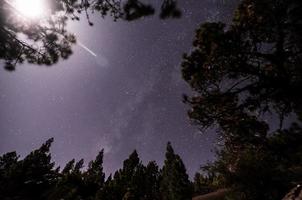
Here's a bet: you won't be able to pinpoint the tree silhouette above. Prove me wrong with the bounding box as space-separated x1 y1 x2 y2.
83 149 105 199
0 138 58 200
181 1 302 198
202 123 302 200
119 150 146 199
144 161 161 200
0 0 181 71
160 142 192 200
0 138 217 200
182 0 302 139
0 151 19 200
96 150 147 200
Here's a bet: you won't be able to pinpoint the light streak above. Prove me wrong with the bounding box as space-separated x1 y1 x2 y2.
5 0 98 58
78 42 97 57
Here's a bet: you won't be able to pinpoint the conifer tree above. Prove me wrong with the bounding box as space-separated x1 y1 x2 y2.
0 139 196 200
96 175 118 200
120 150 146 200
83 149 105 199
181 0 302 198
0 151 19 199
144 161 161 200
98 150 146 200
48 158 84 200
3 138 57 200
160 142 192 200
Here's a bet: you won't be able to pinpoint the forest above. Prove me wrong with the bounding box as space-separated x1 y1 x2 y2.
0 139 193 200
1 0 302 199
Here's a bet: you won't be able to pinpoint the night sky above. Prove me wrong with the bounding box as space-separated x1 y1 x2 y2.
0 0 238 177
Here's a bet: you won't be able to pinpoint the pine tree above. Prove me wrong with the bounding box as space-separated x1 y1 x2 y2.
181 0 302 144
96 174 118 200
181 0 302 199
160 142 192 200
3 138 57 200
121 150 146 200
144 161 161 200
0 151 19 199
83 149 105 199
48 158 84 200
97 150 147 200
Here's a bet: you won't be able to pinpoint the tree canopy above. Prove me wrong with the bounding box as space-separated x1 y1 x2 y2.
181 0 302 199
181 0 302 164
182 0 302 137
160 142 192 200
2 0 302 199
0 0 181 71
0 139 192 200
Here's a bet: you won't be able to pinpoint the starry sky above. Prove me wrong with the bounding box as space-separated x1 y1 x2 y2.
0 0 238 177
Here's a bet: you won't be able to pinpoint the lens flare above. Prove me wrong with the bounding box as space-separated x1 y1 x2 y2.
13 0 46 19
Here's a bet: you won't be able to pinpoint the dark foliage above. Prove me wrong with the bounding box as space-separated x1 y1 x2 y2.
159 0 181 19
182 0 302 199
0 0 181 70
160 142 192 200
0 139 192 200
182 0 302 136
0 138 57 200
198 124 302 200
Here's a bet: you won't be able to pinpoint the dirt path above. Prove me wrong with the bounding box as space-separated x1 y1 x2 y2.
192 189 229 200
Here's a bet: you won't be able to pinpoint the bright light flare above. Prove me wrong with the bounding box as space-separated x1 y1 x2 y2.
13 0 46 19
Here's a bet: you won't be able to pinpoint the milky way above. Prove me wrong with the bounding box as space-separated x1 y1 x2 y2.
0 0 238 177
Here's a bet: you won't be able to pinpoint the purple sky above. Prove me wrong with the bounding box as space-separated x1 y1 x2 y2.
0 0 238 177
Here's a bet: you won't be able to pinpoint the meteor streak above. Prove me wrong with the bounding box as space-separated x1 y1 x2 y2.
5 0 98 58
78 42 97 57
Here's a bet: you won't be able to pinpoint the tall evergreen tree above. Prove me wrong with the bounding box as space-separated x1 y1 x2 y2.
120 150 146 200
48 158 85 200
160 142 192 200
144 161 161 200
83 149 105 199
98 150 147 200
96 174 118 200
0 139 195 200
0 151 19 200
0 138 57 200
